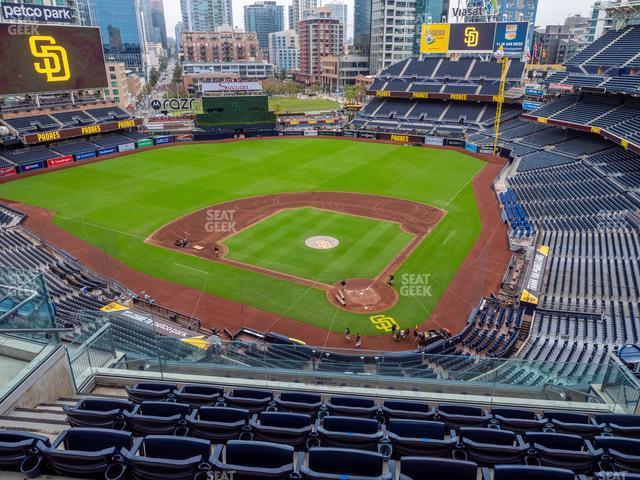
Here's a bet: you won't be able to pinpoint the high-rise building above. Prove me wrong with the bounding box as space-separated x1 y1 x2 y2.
325 2 349 43
587 0 607 42
532 14 591 65
244 1 285 52
175 22 183 54
180 0 230 32
141 0 168 50
297 7 344 84
86 0 146 73
269 30 299 74
289 0 320 33
413 0 449 54
369 0 416 74
353 0 372 54
182 27 261 63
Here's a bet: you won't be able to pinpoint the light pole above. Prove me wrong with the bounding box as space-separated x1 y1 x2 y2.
493 45 510 156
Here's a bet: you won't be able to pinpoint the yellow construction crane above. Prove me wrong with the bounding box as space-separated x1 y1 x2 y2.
493 46 511 156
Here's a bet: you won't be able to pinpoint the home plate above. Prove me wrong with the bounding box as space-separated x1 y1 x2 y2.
193 245 205 251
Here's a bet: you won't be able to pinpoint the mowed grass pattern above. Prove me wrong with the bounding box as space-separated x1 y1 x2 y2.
0 139 484 335
223 208 413 284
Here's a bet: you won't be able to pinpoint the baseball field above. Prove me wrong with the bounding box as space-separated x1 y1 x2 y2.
0 138 488 337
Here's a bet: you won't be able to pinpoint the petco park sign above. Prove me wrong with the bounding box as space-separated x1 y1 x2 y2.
1 2 75 23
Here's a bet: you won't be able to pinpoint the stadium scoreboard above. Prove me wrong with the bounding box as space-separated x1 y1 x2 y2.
0 23 107 95
421 21 529 55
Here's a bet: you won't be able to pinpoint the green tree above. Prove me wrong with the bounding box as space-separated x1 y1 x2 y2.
148 67 160 88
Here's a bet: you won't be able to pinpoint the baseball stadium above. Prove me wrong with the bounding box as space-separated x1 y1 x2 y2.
0 4 639 480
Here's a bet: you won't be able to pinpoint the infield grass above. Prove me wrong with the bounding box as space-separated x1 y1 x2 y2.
0 139 485 335
268 97 340 113
223 208 413 284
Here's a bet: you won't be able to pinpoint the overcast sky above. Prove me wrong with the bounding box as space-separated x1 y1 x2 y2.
162 0 595 37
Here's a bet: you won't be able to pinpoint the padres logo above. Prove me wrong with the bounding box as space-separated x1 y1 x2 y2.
305 236 339 250
369 315 400 333
464 27 479 48
29 35 70 82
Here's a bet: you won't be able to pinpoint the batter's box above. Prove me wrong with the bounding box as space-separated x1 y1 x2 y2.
344 285 381 307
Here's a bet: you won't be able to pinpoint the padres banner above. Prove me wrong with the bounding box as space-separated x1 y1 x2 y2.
0 23 107 95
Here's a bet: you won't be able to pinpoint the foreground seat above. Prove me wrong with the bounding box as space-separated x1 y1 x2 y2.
399 457 477 480
64 398 133 430
29 428 131 479
457 428 527 465
437 404 490 429
543 411 601 438
381 400 435 422
123 401 191 436
210 440 295 480
596 414 640 439
250 412 313 450
491 408 546 433
0 431 50 472
594 435 640 473
125 382 176 403
316 416 384 451
174 384 224 407
125 435 211 480
491 465 577 480
274 391 323 417
223 388 273 413
385 419 456 459
525 432 598 473
300 447 394 480
325 396 379 418
187 406 251 442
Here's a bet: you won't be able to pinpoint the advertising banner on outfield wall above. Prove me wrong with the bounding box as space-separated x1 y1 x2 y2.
118 142 135 153
378 133 425 144
465 142 479 153
357 131 377 139
136 139 154 148
0 165 17 178
175 134 194 143
19 161 45 173
424 136 444 146
303 130 318 136
445 139 465 147
154 136 174 145
343 130 356 138
74 151 96 161
47 155 73 168
97 146 117 156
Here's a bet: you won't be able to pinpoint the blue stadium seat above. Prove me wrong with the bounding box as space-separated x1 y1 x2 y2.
316 416 384 451
63 397 133 429
596 414 640 439
381 400 435 421
174 384 224 407
457 427 528 465
385 419 456 459
0 431 50 472
301 447 394 480
210 440 295 479
31 428 131 479
594 435 640 473
544 411 601 437
125 382 176 403
274 391 323 417
491 408 546 433
250 412 313 450
186 406 251 442
325 395 379 418
492 465 577 480
525 432 598 473
399 457 477 480
437 404 490 429
124 435 211 480
123 401 191 436
223 388 273 413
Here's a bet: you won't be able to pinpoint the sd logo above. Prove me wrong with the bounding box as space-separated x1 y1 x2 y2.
29 35 70 82
464 27 479 47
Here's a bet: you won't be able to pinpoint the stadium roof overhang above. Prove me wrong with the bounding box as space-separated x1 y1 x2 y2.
603 0 640 29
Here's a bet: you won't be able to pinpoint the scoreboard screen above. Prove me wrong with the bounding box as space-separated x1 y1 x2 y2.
420 21 529 55
448 22 496 53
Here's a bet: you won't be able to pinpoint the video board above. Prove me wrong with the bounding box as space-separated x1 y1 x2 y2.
421 21 529 55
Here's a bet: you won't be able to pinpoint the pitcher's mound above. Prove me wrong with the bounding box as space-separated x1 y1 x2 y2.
328 278 398 314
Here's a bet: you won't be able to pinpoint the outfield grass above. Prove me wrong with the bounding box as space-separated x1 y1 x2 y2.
223 208 413 284
0 139 485 335
268 97 340 113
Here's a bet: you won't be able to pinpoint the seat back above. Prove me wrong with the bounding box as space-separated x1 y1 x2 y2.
526 432 586 451
138 401 190 417
492 408 538 420
461 428 516 446
77 398 132 412
439 404 484 416
140 436 211 460
330 396 375 408
494 465 575 480
594 436 640 455
544 411 591 424
225 440 293 468
197 406 250 423
231 388 272 400
323 416 379 434
389 419 445 439
279 392 321 405
258 412 311 429
133 382 176 392
308 448 384 477
596 414 640 427
400 457 477 480
384 400 431 414
180 385 224 396
62 428 132 452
